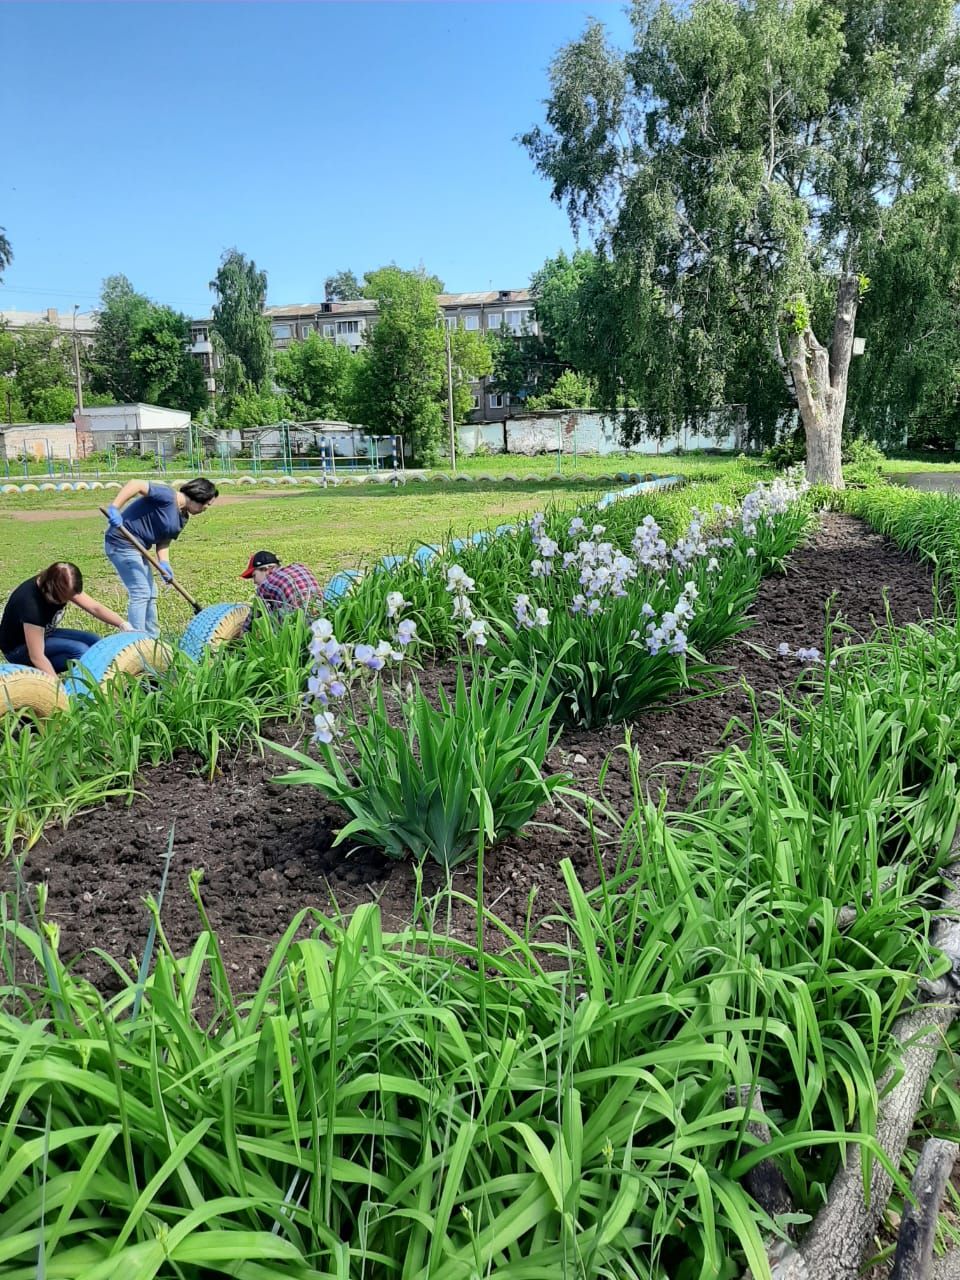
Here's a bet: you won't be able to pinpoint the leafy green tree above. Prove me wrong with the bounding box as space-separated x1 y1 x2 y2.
275 332 355 419
0 227 11 282
210 249 273 391
130 307 208 415
217 386 289 429
526 369 595 411
324 269 363 302
847 184 960 450
449 325 493 422
0 324 75 422
90 275 152 403
90 278 206 414
523 1 960 485
351 266 447 464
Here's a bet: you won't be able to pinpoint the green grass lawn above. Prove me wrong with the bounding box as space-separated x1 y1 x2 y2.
0 457 769 637
0 477 610 635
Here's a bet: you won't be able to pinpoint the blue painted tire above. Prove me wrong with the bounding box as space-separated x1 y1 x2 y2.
322 570 362 606
62 632 174 698
179 604 251 662
411 544 440 570
0 663 70 716
377 554 407 573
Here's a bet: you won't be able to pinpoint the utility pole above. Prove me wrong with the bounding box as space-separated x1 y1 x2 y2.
72 304 84 416
444 325 456 472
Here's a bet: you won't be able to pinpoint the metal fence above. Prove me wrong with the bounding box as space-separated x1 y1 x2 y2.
2 424 405 481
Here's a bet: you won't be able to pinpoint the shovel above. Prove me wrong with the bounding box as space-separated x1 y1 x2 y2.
100 507 204 615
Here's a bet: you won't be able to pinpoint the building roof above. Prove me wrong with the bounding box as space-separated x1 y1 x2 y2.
81 402 190 422
185 289 534 331
1 308 97 333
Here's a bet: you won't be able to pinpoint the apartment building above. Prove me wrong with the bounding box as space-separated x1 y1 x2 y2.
0 308 97 346
188 289 537 423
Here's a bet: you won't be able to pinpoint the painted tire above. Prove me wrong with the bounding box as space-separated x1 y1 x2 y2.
322 570 362 605
39 483 56 492
179 603 251 662
377 554 407 573
62 632 174 698
21 484 38 493
411 543 440 570
0 663 70 717
74 481 89 491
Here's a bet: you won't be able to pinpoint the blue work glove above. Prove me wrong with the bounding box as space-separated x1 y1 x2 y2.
106 504 124 528
157 562 174 583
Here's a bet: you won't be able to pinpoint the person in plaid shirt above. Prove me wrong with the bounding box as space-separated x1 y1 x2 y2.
240 550 322 623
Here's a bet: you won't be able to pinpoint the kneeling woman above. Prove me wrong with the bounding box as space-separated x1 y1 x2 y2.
0 562 132 677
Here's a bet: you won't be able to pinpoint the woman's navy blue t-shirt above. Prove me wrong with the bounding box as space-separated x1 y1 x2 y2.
104 483 185 552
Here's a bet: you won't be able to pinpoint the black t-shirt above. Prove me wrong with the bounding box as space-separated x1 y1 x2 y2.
0 577 66 658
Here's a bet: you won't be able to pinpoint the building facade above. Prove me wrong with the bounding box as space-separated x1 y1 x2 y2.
188 290 537 424
0 308 97 345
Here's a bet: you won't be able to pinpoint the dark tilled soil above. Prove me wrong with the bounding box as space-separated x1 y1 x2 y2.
8 514 940 998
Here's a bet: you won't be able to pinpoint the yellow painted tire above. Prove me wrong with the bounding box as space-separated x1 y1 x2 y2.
0 664 70 717
61 634 174 699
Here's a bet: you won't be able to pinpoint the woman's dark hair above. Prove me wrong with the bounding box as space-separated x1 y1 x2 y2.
37 562 82 604
180 477 219 503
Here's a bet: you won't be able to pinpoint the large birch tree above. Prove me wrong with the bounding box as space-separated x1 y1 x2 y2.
523 0 960 485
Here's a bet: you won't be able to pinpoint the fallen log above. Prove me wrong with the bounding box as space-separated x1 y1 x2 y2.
727 1084 795 1223
889 1137 958 1280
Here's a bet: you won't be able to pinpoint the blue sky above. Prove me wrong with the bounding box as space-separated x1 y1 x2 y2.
2 1 632 318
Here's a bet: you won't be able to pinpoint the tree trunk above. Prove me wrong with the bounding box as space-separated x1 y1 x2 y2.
786 274 859 489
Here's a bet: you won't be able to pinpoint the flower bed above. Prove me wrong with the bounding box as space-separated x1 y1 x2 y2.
3 474 958 1279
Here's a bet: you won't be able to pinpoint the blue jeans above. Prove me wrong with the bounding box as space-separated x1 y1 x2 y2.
4 628 100 674
106 540 159 636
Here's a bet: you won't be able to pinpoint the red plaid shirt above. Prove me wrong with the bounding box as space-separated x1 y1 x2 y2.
255 563 322 617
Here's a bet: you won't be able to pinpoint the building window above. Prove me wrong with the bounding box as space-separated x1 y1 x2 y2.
323 324 335 337
488 392 505 409
192 326 208 342
272 324 292 339
486 313 502 331
463 314 480 331
300 323 314 337
472 393 481 410
505 310 523 331
445 316 458 330
337 320 360 334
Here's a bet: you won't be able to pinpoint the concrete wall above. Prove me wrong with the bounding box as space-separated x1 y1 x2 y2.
81 404 190 436
1 424 78 461
457 410 744 457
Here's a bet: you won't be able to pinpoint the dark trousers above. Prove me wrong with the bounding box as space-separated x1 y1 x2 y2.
4 628 100 674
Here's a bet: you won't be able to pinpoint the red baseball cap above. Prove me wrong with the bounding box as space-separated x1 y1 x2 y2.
240 550 280 579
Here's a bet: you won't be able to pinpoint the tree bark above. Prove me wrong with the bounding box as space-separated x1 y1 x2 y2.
786 274 859 489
